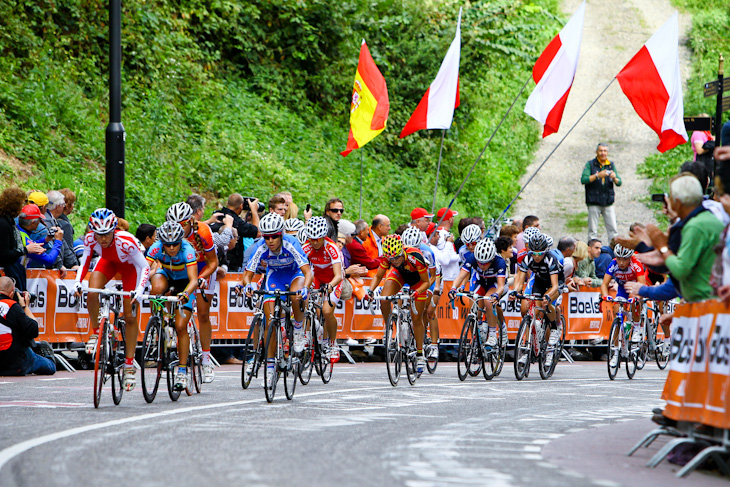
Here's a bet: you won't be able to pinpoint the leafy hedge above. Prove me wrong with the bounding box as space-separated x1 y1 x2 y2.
0 0 562 233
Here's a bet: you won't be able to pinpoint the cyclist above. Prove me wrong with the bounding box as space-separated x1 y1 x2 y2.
146 221 200 391
368 234 431 374
240 212 313 388
73 209 150 392
284 218 305 236
458 224 483 265
302 217 344 362
508 232 564 368
450 238 506 349
402 226 442 361
166 202 218 383
601 244 646 366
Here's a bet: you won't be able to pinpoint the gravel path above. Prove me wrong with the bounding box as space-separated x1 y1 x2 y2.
512 0 691 242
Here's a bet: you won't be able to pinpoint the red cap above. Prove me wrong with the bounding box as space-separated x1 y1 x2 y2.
20 204 43 220
437 207 458 220
426 222 436 236
410 208 434 220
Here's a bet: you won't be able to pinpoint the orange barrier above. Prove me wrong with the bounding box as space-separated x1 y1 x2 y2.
23 269 672 344
662 300 730 429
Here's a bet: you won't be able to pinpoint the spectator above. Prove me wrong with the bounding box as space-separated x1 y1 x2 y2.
337 219 356 269
363 214 390 260
117 218 130 231
45 190 78 268
347 220 381 274
581 142 621 242
324 198 345 241
54 189 77 257
495 236 515 283
211 194 260 271
514 215 540 253
574 238 603 287
433 228 460 280
435 207 458 232
691 113 715 179
679 160 728 224
59 188 76 220
0 276 56 376
557 237 577 281
409 207 433 243
277 191 299 220
499 224 520 246
453 217 472 252
269 195 287 217
135 223 157 255
26 191 50 243
0 188 44 291
594 239 614 279
640 174 724 302
17 204 64 271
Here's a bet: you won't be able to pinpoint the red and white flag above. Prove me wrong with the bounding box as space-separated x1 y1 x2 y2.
400 8 461 138
524 1 585 137
616 13 687 153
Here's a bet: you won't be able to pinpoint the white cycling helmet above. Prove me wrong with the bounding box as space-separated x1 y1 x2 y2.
166 202 194 223
461 224 482 244
474 238 497 263
523 227 540 248
157 221 185 245
614 243 634 258
284 218 305 233
88 208 117 235
529 232 550 252
259 212 285 235
306 216 329 239
545 235 554 249
296 227 308 246
402 226 422 247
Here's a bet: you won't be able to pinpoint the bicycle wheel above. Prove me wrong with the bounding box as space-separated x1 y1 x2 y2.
493 319 507 378
514 316 532 381
298 313 314 385
424 331 438 374
607 318 621 380
93 317 109 408
481 325 498 381
538 322 558 380
653 319 670 370
404 321 418 385
636 321 649 371
242 315 264 389
110 317 125 405
457 317 476 381
384 313 401 386
284 320 297 400
317 311 333 384
141 316 162 403
263 319 279 403
188 319 203 394
166 331 181 402
625 335 638 380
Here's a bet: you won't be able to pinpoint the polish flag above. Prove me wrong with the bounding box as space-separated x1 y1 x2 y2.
524 1 585 137
400 9 461 138
616 13 688 153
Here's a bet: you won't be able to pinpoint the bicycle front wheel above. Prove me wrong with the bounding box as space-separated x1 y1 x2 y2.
457 317 476 381
317 312 333 384
110 317 125 405
384 314 401 386
625 334 638 380
141 316 162 403
482 325 498 381
93 317 109 408
242 316 264 390
188 318 203 394
653 319 670 370
514 316 532 381
404 321 418 385
538 323 558 380
607 318 621 380
424 331 438 374
263 320 279 403
298 314 314 385
284 320 297 400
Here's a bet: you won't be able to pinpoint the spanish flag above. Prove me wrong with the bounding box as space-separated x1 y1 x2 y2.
341 40 390 157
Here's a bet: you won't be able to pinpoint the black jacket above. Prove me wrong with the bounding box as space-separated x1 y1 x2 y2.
582 158 620 207
0 215 26 267
211 207 259 271
0 296 39 374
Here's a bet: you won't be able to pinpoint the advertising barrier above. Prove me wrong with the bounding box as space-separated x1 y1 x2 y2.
21 269 648 345
662 299 730 429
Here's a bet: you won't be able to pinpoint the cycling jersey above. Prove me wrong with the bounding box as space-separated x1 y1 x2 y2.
519 252 564 289
462 254 507 294
146 240 198 281
302 237 342 285
606 258 644 299
246 234 308 298
381 247 430 288
75 230 150 297
187 221 215 263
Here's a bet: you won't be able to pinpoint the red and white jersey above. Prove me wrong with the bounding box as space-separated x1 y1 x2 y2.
76 230 150 292
605 257 644 286
302 237 342 284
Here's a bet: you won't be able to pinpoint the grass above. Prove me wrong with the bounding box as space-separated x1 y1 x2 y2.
565 211 588 233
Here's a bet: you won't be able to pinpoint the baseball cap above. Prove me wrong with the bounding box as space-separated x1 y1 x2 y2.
410 208 434 220
436 207 459 220
425 222 436 236
27 191 49 206
20 204 43 219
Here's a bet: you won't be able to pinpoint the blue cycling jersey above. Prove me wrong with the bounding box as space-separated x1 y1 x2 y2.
245 234 308 274
146 240 198 280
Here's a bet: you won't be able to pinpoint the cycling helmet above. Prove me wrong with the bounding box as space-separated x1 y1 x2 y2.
381 234 404 258
474 238 497 263
284 218 305 233
530 232 550 252
614 243 634 258
157 221 184 245
545 235 554 249
259 212 285 235
402 226 422 247
523 227 540 247
88 208 117 235
166 202 194 223
305 216 329 239
461 224 482 244
296 227 308 246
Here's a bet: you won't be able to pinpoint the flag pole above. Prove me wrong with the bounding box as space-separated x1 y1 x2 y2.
433 74 532 230
486 77 617 235
359 148 364 220
431 129 446 214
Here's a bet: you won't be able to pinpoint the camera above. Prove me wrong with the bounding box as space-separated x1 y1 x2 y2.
14 288 37 306
242 196 265 213
651 193 667 203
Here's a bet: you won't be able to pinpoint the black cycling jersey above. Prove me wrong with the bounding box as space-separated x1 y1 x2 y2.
519 253 565 289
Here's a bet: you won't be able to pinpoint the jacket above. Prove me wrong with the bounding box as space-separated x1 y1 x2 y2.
581 158 622 207
0 297 39 373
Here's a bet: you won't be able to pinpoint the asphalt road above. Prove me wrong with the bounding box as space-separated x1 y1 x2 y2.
0 360 679 487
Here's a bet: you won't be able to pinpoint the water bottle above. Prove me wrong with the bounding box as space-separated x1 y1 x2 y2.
624 321 631 341
282 323 289 353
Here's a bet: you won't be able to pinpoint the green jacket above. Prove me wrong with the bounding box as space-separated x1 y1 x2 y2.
665 210 724 302
575 258 602 288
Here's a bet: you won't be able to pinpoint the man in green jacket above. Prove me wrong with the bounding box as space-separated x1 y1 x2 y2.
641 174 724 302
581 143 622 242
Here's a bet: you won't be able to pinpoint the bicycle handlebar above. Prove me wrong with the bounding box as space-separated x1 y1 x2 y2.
139 294 180 303
86 287 131 297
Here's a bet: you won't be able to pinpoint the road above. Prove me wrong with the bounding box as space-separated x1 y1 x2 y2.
0 360 702 487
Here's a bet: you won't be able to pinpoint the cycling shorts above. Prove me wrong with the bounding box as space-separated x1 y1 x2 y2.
263 269 304 303
616 285 630 300
197 261 217 296
531 280 562 307
470 275 498 296
153 273 196 312
313 276 342 306
397 281 429 302
93 258 140 293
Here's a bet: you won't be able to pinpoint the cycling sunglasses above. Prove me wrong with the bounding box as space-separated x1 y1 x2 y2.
328 208 345 214
163 242 181 248
263 233 282 240
530 250 547 256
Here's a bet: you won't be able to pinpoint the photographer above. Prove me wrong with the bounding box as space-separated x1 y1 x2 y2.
17 204 64 271
0 276 56 376
581 142 621 242
210 193 260 271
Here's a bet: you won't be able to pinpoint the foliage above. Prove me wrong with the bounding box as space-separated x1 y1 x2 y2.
0 0 563 234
